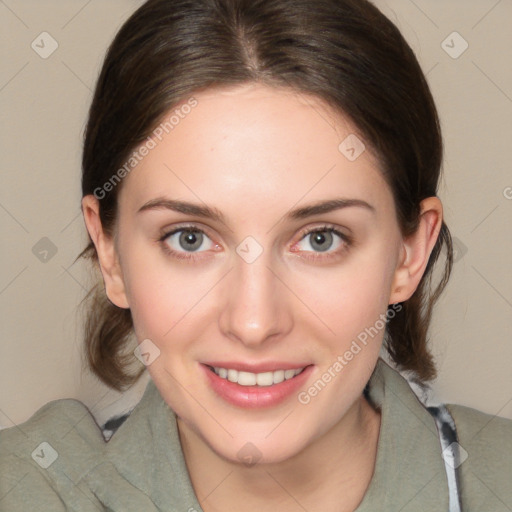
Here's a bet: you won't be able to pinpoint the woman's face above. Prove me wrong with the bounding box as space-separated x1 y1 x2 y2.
110 83 406 463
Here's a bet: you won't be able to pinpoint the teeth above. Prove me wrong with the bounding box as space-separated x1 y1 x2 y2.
212 366 305 387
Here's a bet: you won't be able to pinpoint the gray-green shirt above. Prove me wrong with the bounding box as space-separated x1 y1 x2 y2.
1 359 511 511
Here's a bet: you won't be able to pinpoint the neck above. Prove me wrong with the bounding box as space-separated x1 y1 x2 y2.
177 395 381 512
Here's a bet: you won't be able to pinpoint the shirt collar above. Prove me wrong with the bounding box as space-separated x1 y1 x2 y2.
355 358 449 511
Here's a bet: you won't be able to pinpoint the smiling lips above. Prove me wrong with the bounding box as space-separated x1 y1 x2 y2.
209 365 306 386
202 362 314 408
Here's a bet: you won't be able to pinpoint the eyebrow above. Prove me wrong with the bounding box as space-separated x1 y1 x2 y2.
137 197 375 222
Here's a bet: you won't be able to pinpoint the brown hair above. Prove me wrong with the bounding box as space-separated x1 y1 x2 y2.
79 0 453 390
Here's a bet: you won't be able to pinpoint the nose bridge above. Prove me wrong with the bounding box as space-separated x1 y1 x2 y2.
219 250 291 347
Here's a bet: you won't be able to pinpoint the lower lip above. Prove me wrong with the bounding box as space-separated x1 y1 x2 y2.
201 364 314 409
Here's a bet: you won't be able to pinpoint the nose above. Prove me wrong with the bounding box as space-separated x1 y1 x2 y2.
218 253 293 349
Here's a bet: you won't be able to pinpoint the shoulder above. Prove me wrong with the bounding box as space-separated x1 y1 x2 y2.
0 397 105 457
447 402 512 439
1 397 100 440
446 402 512 453
446 403 512 511
0 398 106 511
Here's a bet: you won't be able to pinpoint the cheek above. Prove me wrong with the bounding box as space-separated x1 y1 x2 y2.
121 246 219 350
123 265 173 339
291 257 394 421
125 269 194 340
290 247 396 347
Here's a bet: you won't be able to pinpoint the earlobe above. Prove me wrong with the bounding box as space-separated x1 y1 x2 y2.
389 197 443 304
81 195 130 309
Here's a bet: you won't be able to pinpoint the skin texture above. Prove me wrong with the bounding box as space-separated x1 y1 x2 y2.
82 83 443 511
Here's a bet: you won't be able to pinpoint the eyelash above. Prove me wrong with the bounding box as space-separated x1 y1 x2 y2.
157 224 352 262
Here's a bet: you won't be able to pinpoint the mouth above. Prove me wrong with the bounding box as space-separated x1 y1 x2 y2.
205 364 308 387
201 362 314 408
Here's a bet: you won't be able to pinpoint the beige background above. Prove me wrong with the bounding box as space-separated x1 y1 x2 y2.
1 0 511 428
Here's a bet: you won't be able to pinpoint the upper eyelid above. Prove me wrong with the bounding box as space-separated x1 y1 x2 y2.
160 222 214 238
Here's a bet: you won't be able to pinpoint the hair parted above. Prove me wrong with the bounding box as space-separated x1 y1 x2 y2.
79 0 453 390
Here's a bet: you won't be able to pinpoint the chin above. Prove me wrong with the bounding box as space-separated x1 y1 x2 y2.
202 422 314 467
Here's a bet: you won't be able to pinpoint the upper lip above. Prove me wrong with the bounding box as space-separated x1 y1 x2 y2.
202 361 312 373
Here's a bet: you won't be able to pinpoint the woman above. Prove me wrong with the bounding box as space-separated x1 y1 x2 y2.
1 0 510 510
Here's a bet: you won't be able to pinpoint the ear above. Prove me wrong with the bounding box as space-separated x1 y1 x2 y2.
389 197 443 304
81 195 129 309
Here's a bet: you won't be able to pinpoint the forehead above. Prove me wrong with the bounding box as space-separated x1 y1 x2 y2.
118 83 392 218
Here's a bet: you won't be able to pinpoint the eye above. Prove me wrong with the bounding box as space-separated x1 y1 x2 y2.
158 224 350 262
160 226 217 259
292 225 351 259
